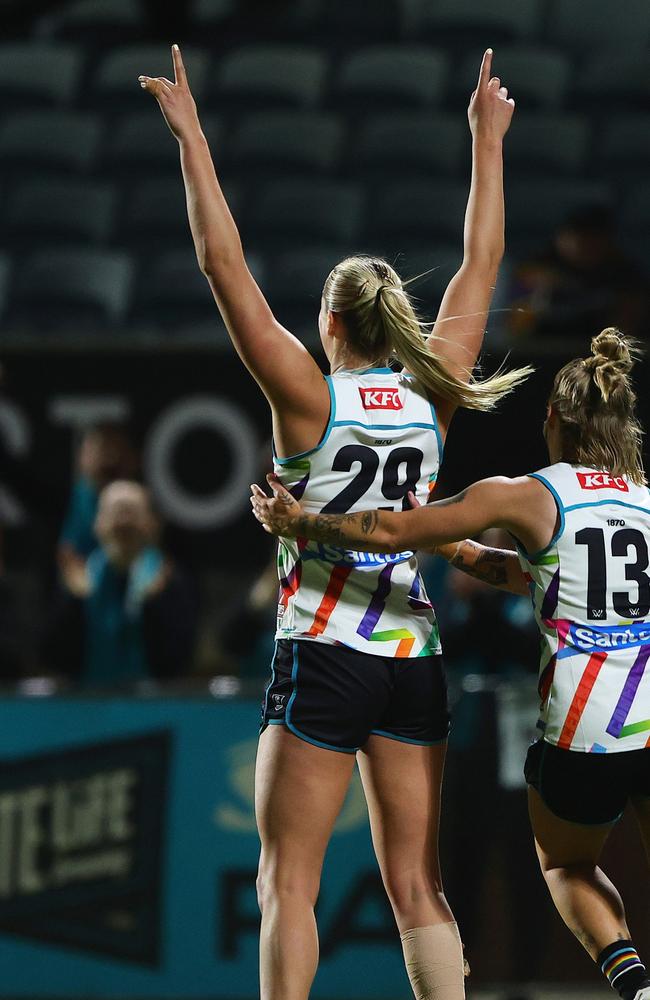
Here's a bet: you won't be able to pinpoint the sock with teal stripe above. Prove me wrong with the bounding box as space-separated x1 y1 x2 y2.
598 940 650 1000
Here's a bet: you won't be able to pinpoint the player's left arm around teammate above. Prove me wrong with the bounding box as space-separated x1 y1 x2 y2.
251 474 530 558
407 491 528 595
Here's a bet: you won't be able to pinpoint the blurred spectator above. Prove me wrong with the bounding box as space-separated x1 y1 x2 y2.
43 480 196 686
507 204 647 342
58 422 138 566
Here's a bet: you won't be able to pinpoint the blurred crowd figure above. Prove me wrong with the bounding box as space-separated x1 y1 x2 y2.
43 479 196 686
507 205 647 343
58 422 138 567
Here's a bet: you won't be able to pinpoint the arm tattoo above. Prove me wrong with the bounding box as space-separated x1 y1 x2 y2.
433 489 468 508
450 539 509 586
295 509 380 547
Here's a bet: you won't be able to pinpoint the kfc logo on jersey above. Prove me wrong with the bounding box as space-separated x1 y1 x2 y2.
576 472 629 492
359 388 403 410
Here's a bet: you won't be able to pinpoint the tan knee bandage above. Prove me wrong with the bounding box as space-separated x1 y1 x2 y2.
400 921 465 1000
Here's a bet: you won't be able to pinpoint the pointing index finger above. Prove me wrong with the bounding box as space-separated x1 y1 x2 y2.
477 48 493 91
172 43 187 86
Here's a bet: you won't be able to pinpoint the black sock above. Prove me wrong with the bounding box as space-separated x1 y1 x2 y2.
598 940 650 1000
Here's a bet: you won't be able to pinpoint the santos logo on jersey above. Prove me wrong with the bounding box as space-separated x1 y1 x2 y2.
576 472 629 492
560 620 650 656
359 388 403 411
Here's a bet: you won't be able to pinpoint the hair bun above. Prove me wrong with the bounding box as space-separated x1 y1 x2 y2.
589 328 633 373
584 328 640 404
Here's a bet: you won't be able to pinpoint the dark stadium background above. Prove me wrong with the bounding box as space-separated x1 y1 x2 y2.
0 1 648 998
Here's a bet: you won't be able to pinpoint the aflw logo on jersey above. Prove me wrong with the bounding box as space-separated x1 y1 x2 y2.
576 472 629 492
359 388 403 410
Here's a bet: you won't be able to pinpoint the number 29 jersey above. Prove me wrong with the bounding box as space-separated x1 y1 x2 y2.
274 367 442 658
518 462 650 753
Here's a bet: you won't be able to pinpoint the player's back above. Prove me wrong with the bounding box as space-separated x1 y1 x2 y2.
274 367 442 658
520 462 650 752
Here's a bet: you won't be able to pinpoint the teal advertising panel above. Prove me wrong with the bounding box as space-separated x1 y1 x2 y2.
0 696 410 998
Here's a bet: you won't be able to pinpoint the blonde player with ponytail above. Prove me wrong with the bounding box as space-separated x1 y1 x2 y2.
141 44 526 1000
253 330 650 1000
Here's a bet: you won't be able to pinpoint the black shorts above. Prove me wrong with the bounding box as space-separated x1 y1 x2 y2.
525 738 650 825
260 638 450 753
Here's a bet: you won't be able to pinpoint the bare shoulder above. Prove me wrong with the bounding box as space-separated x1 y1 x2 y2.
493 474 560 552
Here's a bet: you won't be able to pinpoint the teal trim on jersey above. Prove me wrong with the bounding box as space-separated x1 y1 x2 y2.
370 729 449 747
522 474 566 563
429 402 444 463
274 375 337 466
564 499 650 516
332 420 437 431
285 642 357 754
352 366 394 375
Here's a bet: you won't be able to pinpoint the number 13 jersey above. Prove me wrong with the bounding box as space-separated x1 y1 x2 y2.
519 462 650 753
274 367 442 658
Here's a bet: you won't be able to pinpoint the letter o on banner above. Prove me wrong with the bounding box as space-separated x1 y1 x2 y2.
144 397 257 530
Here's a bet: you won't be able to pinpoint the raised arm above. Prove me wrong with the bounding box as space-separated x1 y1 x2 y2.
250 474 556 560
429 49 515 431
139 47 328 441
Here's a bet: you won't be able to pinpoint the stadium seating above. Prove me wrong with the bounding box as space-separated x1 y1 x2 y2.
574 53 650 111
105 112 221 178
546 0 650 51
211 46 328 110
598 116 650 181
9 249 134 330
247 179 363 251
352 113 467 179
504 113 590 174
335 47 449 110
419 0 543 47
131 249 217 329
507 178 612 239
457 47 570 110
4 179 116 249
264 246 342 332
228 112 344 176
0 111 102 179
193 0 316 44
120 178 234 248
92 45 209 110
365 180 469 252
45 0 148 46
314 0 410 42
0 44 83 110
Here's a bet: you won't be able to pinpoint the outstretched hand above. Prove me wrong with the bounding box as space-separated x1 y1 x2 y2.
139 43 200 141
468 48 515 143
250 474 304 538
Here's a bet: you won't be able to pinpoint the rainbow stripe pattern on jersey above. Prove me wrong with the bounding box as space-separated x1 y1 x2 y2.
274 368 442 658
518 463 650 753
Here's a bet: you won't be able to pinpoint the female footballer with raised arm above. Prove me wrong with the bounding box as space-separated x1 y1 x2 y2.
140 44 527 1000
252 329 650 1000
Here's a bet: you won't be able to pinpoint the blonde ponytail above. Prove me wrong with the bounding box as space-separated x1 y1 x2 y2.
323 255 532 412
550 328 645 485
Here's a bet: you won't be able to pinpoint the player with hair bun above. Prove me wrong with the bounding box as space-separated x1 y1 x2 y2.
253 329 650 1000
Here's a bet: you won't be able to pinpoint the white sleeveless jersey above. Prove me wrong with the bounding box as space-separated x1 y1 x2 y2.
518 463 650 753
274 367 442 658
